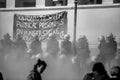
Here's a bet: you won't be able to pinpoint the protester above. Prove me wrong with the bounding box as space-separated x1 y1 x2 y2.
46 33 60 57
76 35 90 63
110 66 120 80
14 34 27 51
97 35 106 64
83 62 110 80
60 34 73 57
105 33 117 68
27 58 47 80
0 33 13 55
0 33 13 70
13 34 27 59
30 35 42 56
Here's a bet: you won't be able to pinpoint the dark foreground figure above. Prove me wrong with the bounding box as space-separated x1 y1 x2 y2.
27 59 47 80
83 62 110 80
110 66 120 80
0 72 4 80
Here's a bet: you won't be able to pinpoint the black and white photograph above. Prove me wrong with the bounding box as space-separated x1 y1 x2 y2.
0 0 120 80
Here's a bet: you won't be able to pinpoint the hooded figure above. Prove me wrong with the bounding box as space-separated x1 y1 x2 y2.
27 59 47 80
83 62 110 80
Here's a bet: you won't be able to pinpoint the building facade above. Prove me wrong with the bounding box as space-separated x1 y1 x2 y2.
0 0 120 45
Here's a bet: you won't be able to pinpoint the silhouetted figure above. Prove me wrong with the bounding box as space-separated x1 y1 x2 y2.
0 33 13 55
0 33 13 70
83 62 110 80
14 34 27 59
97 36 106 64
0 72 3 80
46 33 60 57
60 34 73 57
76 35 90 68
27 59 47 80
110 66 120 80
14 34 27 51
30 36 42 56
105 33 117 67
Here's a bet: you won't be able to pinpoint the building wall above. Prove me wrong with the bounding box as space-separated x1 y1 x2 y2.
0 4 120 45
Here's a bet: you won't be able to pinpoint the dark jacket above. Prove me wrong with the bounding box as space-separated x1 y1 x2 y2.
83 72 110 80
27 70 42 80
60 40 72 56
110 78 120 80
0 72 3 80
27 59 47 80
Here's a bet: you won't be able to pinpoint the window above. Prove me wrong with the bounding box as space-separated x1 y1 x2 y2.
0 0 6 8
95 0 102 4
77 0 90 5
45 0 67 6
77 0 102 5
113 0 120 3
15 0 36 7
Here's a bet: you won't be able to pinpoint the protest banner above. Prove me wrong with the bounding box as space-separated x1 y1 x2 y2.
13 11 67 42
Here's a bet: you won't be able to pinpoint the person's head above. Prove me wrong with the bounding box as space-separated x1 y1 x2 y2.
109 33 115 41
64 34 70 41
78 35 84 41
49 33 56 39
92 62 107 75
106 33 115 42
98 36 105 42
17 34 22 40
110 66 120 78
82 35 87 40
4 33 11 40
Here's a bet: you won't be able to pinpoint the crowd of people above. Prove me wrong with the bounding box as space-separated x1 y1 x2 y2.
83 62 120 80
27 59 120 80
0 32 120 80
97 33 117 67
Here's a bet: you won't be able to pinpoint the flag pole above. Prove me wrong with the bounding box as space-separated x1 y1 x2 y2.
73 0 78 55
